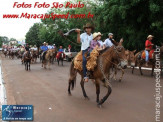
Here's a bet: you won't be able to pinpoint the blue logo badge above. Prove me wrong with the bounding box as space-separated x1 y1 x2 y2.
2 105 33 121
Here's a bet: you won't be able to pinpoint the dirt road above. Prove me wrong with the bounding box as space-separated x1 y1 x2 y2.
1 54 163 122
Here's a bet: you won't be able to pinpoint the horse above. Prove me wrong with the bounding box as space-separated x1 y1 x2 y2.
111 50 136 81
132 49 156 76
31 50 38 63
42 49 53 69
50 48 57 64
68 41 127 107
3 50 7 58
10 51 15 59
23 51 32 71
56 52 65 66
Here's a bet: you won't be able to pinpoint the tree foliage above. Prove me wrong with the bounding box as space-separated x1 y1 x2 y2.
25 0 163 51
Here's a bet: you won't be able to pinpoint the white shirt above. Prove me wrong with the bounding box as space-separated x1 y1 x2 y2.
98 40 103 47
48 45 52 49
103 38 113 47
80 32 93 50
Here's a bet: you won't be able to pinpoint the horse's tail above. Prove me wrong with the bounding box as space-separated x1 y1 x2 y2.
69 60 77 90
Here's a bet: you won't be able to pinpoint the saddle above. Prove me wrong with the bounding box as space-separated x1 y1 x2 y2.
56 52 65 59
141 50 154 59
74 48 100 71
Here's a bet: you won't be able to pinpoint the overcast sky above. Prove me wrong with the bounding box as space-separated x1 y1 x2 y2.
0 0 65 41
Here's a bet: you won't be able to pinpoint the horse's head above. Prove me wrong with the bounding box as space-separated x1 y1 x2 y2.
125 50 136 67
48 50 53 57
113 41 128 69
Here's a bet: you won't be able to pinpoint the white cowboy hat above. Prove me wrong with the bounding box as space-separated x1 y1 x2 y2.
147 35 154 39
53 44 55 45
43 42 46 44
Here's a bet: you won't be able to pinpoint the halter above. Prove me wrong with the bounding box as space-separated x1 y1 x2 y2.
99 45 125 88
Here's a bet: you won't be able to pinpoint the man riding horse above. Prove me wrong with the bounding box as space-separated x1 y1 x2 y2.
145 35 154 66
75 23 94 82
40 42 48 62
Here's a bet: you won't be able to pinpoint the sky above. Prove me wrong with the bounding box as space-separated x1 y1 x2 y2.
0 0 65 41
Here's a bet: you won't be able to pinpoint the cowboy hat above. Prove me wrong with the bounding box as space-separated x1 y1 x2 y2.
97 32 103 36
83 23 94 30
108 33 113 36
43 42 46 44
93 32 100 39
147 35 154 39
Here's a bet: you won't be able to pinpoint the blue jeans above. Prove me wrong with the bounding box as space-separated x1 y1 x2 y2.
82 49 88 77
145 50 149 61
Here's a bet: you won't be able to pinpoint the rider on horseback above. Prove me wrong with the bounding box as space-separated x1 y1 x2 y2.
40 42 48 61
145 35 154 66
76 23 94 82
103 33 118 49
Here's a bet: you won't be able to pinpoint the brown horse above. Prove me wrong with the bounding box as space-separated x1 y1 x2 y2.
132 49 156 76
111 50 136 81
68 41 127 107
23 51 32 71
50 48 57 64
31 50 38 63
42 49 53 69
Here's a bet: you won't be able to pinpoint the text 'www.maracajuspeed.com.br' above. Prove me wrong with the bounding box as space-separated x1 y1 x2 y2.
3 12 94 20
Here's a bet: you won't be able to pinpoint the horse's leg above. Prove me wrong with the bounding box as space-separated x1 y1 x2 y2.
119 68 124 82
68 63 77 95
113 67 117 80
80 78 89 99
57 59 59 66
24 61 27 70
29 61 31 70
27 62 29 71
95 79 100 103
139 65 143 75
62 59 63 66
44 61 46 69
48 60 50 69
151 63 155 76
132 66 135 74
97 85 112 106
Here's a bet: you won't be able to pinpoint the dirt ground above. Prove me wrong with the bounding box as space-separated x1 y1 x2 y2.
1 54 163 122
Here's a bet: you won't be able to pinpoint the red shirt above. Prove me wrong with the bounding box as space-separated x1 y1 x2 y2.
145 40 152 50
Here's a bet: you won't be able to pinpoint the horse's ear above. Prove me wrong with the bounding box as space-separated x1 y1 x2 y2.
133 50 136 53
119 38 123 45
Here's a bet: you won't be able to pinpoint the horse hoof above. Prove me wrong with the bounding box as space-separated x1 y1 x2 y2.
85 96 89 100
119 79 122 82
68 93 72 96
97 104 102 108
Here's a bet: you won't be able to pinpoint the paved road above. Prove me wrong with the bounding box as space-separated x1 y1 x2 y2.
1 54 163 122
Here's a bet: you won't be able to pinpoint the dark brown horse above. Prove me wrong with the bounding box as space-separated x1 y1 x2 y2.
23 51 32 71
68 41 127 107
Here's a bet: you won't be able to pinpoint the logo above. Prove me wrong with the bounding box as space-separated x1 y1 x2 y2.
2 105 33 121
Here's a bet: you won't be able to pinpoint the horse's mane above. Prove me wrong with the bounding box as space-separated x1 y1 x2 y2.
100 46 114 57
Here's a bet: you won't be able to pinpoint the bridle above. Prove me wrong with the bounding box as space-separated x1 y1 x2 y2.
99 45 125 88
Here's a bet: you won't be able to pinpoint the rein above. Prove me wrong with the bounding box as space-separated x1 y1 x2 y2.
99 45 124 88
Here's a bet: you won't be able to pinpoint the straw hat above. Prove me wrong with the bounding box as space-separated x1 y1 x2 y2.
83 23 94 30
93 32 99 39
147 35 154 39
97 32 103 36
